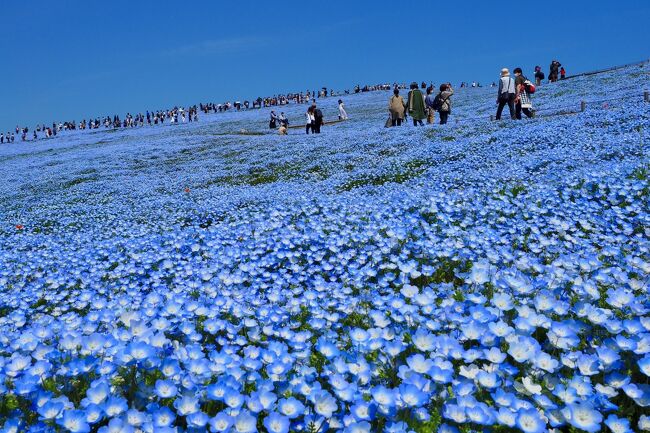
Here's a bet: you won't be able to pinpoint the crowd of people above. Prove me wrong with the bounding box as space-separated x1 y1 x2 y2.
5 82 397 143
3 61 567 141
383 60 565 128
269 98 350 135
386 82 454 127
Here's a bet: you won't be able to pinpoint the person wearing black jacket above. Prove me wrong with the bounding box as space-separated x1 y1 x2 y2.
549 60 561 82
312 103 324 133
534 66 545 86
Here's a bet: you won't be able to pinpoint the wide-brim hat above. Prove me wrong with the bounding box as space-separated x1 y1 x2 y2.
501 68 510 76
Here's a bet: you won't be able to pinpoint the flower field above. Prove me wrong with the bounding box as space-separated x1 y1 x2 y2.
1 63 649 433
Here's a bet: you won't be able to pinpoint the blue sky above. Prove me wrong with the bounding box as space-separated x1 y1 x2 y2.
1 0 648 131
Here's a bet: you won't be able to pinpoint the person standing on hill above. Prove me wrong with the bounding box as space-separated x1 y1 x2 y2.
549 60 561 82
269 110 279 129
312 103 324 133
436 83 454 125
407 82 426 126
496 68 516 120
279 112 288 128
306 107 315 134
338 99 348 120
388 88 406 127
514 68 534 119
534 66 545 86
560 66 566 80
425 87 436 124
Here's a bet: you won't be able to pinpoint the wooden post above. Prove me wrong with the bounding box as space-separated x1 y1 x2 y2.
581 101 587 112
644 91 649 103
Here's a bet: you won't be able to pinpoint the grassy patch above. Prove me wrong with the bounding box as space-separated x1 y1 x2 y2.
337 158 431 191
62 176 98 189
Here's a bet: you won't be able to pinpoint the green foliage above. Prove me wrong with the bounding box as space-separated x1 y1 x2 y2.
340 311 370 329
0 305 10 318
309 351 328 374
62 176 99 189
337 159 431 191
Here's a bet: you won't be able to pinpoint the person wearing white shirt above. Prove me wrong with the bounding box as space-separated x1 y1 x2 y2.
496 68 516 120
306 107 315 134
338 100 348 120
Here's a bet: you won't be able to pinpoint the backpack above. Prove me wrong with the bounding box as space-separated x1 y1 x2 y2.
524 79 536 94
432 94 443 111
432 93 450 111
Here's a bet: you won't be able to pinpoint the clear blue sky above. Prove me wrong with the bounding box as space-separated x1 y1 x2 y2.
1 0 648 131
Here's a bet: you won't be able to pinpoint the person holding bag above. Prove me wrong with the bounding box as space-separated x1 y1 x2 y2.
407 82 426 126
436 83 454 125
269 111 279 129
495 68 516 120
425 87 436 124
388 88 406 127
514 67 534 119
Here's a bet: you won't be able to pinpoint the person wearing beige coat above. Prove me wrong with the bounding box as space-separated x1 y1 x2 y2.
388 88 406 126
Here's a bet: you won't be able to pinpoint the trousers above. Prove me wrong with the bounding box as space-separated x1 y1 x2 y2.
496 94 516 120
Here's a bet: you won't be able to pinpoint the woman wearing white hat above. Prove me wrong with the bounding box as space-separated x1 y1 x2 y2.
496 68 516 120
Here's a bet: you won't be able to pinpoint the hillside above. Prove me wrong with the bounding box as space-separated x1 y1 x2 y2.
0 63 649 432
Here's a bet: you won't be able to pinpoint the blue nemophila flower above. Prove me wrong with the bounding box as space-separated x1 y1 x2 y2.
383 421 410 433
310 390 338 418
186 411 209 428
476 370 501 389
277 397 305 419
209 412 234 432
152 406 176 428
442 403 466 423
515 408 546 433
622 383 650 406
37 400 64 420
154 379 178 398
343 421 372 433
263 412 290 433
224 389 245 409
496 407 516 427
58 410 90 433
467 260 493 285
604 414 632 433
398 384 428 407
638 355 650 376
97 418 134 433
84 404 104 425
406 353 433 375
638 415 650 431
350 400 376 421
103 396 128 417
125 409 146 427
173 395 200 416
562 403 603 433
232 411 258 433
437 423 459 433
465 403 495 425
371 385 397 409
